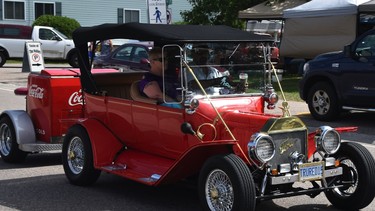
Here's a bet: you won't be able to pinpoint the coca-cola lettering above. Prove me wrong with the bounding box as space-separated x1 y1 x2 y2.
68 89 83 106
28 84 44 99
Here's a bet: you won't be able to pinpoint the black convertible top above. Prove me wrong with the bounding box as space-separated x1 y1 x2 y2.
73 23 274 94
73 22 273 46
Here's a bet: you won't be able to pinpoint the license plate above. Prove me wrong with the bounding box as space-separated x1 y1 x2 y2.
298 162 324 182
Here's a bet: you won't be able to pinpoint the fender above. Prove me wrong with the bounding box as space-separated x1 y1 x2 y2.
156 140 237 185
1 110 36 144
77 118 124 167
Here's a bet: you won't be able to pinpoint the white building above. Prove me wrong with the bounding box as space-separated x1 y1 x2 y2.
0 0 191 26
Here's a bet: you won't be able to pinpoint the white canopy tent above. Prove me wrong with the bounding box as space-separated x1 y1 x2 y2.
280 0 373 59
238 0 307 19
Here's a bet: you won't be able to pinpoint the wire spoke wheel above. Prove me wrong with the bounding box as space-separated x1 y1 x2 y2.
205 169 234 210
199 154 256 211
67 136 85 175
62 125 101 186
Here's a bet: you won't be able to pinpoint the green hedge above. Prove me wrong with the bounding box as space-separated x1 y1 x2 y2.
33 15 80 39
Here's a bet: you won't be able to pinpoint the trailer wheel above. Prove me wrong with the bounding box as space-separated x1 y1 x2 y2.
198 154 256 211
0 51 7 67
62 125 100 186
0 116 27 163
325 142 375 210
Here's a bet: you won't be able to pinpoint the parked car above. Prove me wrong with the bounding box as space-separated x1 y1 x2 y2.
32 23 374 210
0 24 79 67
92 41 153 71
299 29 375 121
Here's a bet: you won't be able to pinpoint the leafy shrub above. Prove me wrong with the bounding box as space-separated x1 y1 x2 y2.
33 15 80 39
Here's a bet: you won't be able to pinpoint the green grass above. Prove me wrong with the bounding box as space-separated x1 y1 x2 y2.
273 75 302 102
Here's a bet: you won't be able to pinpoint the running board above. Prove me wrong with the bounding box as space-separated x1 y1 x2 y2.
19 141 62 152
342 106 375 112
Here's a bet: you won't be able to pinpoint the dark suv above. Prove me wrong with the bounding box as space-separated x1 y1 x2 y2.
299 29 375 121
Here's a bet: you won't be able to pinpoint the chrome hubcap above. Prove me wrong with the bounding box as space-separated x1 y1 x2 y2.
205 169 234 211
67 137 85 175
0 123 12 156
312 90 330 115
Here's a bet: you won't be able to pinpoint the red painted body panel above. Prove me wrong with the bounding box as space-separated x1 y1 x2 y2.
83 92 274 167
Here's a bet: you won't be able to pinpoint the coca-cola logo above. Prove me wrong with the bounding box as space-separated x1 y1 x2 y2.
28 84 44 99
68 89 83 106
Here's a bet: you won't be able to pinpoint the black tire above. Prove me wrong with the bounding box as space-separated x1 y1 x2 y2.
67 49 79 68
307 82 340 121
198 154 256 211
0 116 27 163
325 142 375 210
0 51 7 67
62 125 101 186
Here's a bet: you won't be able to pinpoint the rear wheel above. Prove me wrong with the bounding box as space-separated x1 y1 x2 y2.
0 51 7 67
0 116 27 163
62 125 101 186
307 82 339 121
67 49 79 68
198 154 256 211
325 142 375 210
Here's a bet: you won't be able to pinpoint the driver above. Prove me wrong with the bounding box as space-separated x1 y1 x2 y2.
186 44 233 94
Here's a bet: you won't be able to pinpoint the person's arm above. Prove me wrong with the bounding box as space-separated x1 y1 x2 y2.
143 81 176 102
143 81 163 100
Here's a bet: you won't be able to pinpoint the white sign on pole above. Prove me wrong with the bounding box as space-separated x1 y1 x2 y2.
23 41 45 73
148 0 167 24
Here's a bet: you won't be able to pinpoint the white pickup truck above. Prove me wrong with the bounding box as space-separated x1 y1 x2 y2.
0 24 78 67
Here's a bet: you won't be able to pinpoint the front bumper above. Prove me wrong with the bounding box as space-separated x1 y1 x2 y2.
270 166 342 185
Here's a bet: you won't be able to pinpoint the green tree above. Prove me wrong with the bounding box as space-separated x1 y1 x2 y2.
180 0 264 28
33 15 80 39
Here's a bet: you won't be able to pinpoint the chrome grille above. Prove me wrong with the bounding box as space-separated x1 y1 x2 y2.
268 130 307 169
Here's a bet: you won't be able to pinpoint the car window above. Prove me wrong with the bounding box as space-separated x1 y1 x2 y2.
355 34 375 57
132 47 148 62
113 46 132 61
39 28 57 40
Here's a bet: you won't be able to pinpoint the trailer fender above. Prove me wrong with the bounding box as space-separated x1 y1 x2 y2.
1 110 36 144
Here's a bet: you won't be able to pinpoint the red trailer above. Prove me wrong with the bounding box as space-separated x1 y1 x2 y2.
0 68 116 162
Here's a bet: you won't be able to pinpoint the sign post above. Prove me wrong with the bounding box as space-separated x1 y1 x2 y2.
22 41 45 73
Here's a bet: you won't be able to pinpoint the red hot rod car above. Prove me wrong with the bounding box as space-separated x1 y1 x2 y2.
2 23 375 210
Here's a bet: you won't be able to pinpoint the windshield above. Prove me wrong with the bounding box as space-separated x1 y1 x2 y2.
182 42 270 96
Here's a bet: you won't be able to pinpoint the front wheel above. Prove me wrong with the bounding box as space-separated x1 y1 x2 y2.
325 142 375 210
62 125 101 186
0 116 27 163
198 154 256 211
307 82 340 121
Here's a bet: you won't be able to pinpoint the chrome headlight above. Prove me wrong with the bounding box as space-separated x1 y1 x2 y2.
248 133 275 163
315 126 341 155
